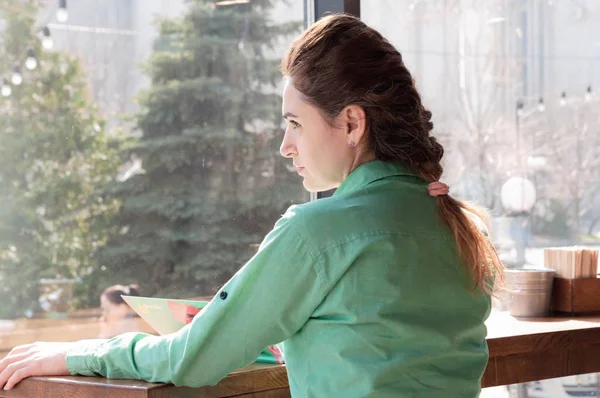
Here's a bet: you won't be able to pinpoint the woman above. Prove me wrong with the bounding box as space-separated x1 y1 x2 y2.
0 14 502 397
98 284 141 338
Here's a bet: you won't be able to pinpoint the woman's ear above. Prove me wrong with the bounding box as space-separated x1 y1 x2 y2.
342 104 367 146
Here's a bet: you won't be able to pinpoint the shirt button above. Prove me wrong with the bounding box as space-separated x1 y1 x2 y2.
220 291 228 300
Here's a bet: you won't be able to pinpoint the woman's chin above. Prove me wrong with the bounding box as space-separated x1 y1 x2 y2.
302 178 319 193
302 178 334 194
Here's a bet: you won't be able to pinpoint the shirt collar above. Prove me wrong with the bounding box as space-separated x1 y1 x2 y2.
333 160 421 196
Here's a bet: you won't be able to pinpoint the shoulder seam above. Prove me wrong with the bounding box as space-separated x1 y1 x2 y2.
286 220 329 296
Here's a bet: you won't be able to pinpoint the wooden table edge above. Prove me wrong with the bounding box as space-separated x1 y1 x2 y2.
4 312 600 395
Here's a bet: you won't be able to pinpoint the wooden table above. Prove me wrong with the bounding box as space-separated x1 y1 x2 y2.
2 311 600 397
483 311 600 387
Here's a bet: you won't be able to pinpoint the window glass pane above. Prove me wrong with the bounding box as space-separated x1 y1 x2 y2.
361 0 600 265
0 0 306 349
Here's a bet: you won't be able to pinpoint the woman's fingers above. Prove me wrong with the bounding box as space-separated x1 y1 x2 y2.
4 365 33 391
0 359 29 390
8 344 34 356
0 342 71 390
0 348 31 376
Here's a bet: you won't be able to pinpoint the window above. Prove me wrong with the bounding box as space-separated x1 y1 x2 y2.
0 0 306 349
361 0 600 255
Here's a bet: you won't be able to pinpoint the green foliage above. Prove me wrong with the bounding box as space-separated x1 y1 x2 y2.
94 0 304 301
0 1 125 318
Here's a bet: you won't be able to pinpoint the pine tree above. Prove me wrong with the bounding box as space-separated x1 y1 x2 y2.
0 0 124 318
96 0 303 299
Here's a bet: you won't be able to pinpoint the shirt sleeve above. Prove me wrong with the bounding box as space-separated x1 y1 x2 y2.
66 206 328 387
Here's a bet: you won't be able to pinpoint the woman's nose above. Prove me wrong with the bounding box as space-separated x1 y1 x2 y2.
279 129 297 158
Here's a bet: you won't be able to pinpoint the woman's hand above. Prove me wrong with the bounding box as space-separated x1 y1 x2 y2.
0 342 71 390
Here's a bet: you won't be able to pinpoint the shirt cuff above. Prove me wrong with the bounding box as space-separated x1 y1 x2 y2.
66 339 107 376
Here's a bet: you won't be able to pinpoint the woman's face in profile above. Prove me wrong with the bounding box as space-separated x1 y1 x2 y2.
279 80 352 192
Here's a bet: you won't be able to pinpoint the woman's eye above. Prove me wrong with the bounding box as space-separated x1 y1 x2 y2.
289 120 300 129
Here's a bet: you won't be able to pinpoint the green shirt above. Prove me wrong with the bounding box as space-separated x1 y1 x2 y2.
67 160 491 397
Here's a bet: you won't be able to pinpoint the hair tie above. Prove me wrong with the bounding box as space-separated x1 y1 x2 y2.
428 181 449 197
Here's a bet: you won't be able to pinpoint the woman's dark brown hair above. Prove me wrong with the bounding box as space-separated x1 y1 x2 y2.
281 14 502 293
102 284 140 306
